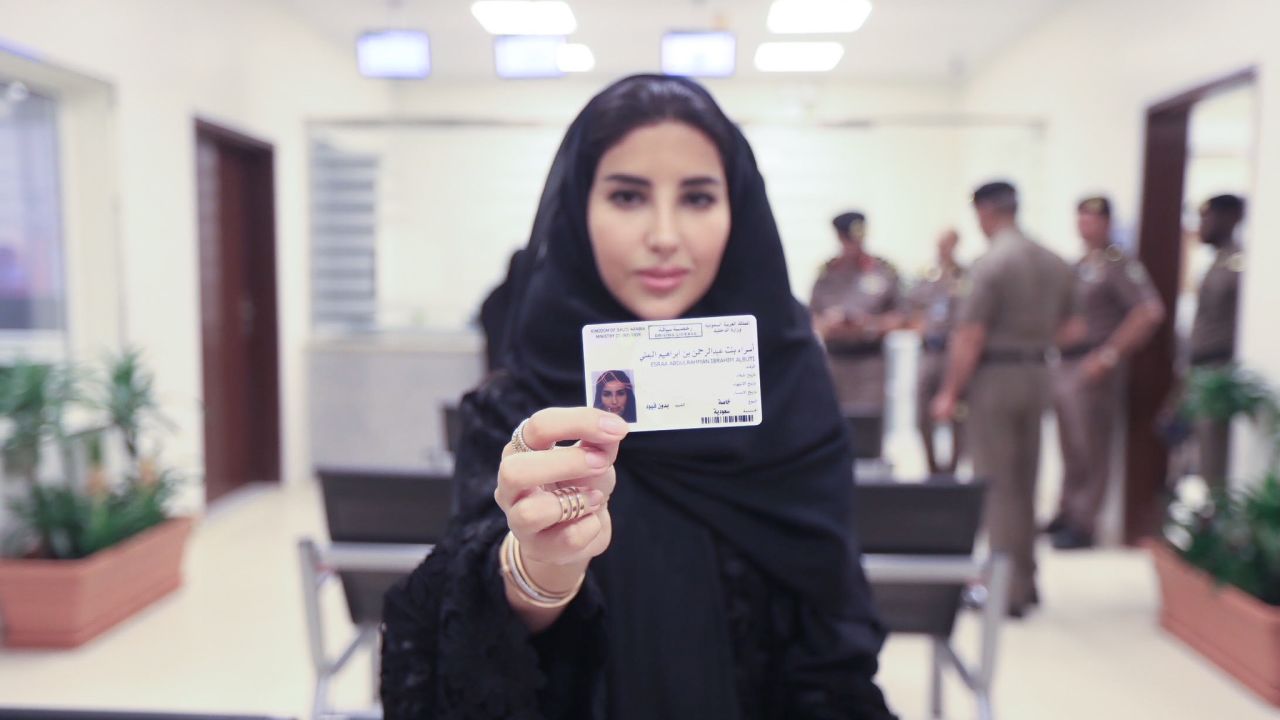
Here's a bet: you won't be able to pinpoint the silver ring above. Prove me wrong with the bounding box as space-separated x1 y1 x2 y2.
553 488 571 523
553 486 587 523
510 418 533 454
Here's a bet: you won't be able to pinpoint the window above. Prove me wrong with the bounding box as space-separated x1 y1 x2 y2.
0 79 67 355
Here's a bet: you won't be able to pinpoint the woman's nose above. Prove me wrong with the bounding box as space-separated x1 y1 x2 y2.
645 205 680 254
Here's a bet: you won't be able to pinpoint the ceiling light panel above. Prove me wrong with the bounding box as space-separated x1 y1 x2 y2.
753 41 845 72
766 0 872 34
661 31 737 78
472 1 577 36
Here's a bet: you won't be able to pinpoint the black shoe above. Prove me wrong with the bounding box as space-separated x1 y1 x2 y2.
1007 603 1032 619
1042 515 1068 535
1051 527 1095 550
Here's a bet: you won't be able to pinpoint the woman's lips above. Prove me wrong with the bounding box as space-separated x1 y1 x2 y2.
637 267 689 293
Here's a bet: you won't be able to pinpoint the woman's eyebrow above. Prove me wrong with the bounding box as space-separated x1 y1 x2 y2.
602 174 723 188
603 173 651 186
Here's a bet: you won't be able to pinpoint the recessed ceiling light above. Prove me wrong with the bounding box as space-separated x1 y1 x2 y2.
557 43 595 73
357 30 431 79
494 35 564 78
753 41 845 72
472 1 577 36
766 0 872 34
661 32 736 78
493 37 593 77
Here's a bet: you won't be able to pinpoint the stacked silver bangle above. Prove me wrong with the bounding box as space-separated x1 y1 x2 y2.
500 531 584 609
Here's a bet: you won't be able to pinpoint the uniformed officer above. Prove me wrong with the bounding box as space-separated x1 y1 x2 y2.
907 228 966 475
1188 194 1246 487
811 211 903 413
932 181 1081 617
1048 196 1165 549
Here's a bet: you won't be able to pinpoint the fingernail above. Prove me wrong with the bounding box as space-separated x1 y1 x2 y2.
599 414 628 434
585 489 605 507
584 450 609 468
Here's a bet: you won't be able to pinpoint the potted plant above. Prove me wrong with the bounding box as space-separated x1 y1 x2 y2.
0 351 192 648
0 362 74 486
1150 364 1280 705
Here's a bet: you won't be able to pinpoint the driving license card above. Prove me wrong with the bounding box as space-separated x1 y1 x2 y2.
581 315 763 432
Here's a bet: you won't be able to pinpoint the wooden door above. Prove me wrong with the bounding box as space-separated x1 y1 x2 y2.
195 120 281 503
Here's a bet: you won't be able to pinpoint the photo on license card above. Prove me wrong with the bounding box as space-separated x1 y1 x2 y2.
582 315 763 433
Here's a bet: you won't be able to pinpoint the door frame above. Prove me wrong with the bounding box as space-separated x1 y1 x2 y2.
1122 66 1256 544
194 118 282 503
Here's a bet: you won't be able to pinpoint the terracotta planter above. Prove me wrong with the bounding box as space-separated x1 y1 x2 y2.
1148 539 1280 706
0 516 193 648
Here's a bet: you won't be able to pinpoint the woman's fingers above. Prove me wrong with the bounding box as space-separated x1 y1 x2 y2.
522 508 611 565
565 466 616 498
503 407 628 458
495 406 625 567
505 485 607 537
496 447 614 506
578 503 613 559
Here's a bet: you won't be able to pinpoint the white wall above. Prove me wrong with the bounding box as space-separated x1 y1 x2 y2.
27 0 1269 504
0 0 393 505
961 0 1280 480
319 78 1042 332
2 1 1052 503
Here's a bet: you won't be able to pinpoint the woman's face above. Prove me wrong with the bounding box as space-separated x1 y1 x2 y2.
587 121 731 320
599 379 629 415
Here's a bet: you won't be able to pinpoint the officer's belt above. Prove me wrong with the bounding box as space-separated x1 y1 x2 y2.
826 340 885 358
1190 349 1233 367
921 335 949 354
980 348 1047 365
1058 344 1098 360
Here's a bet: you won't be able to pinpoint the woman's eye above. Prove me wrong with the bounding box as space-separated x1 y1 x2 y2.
610 189 646 207
684 192 717 208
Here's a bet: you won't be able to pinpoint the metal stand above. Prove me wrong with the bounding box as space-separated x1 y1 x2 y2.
298 539 433 720
863 552 1011 720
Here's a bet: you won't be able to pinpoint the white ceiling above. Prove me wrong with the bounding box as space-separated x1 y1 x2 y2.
282 0 1070 81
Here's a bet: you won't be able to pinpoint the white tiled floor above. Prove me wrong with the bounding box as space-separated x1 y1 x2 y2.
1 434 1277 719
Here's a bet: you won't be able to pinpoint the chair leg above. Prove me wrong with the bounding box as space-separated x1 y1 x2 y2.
299 539 332 720
977 689 994 720
930 636 946 719
370 623 383 704
312 673 331 720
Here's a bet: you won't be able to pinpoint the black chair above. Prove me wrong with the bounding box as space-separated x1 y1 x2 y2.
300 467 453 720
843 406 885 461
318 468 452 624
442 404 463 456
854 477 1008 720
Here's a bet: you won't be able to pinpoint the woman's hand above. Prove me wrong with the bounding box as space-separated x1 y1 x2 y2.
494 408 628 626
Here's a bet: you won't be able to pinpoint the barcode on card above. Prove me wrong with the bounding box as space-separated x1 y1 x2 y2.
700 414 755 425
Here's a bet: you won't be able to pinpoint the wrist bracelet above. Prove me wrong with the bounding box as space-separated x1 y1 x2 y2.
499 532 584 609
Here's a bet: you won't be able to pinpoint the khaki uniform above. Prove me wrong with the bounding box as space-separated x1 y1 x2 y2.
810 255 901 411
1188 244 1244 487
908 264 966 470
958 228 1077 607
1053 245 1160 535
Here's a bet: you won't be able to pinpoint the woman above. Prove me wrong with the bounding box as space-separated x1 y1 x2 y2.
592 370 637 423
381 75 897 720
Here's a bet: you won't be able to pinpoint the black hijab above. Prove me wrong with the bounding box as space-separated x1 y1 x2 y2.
491 75 884 718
